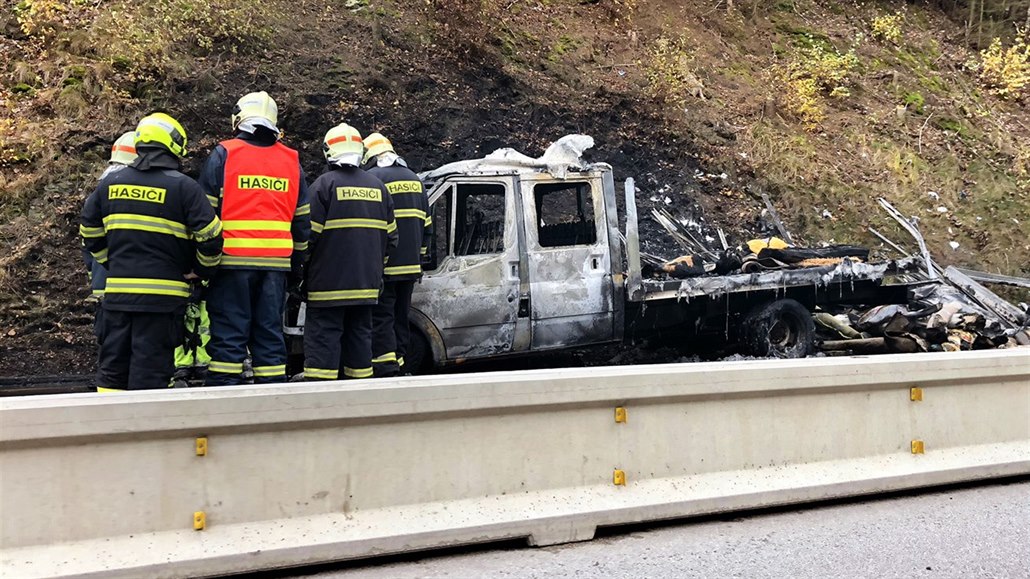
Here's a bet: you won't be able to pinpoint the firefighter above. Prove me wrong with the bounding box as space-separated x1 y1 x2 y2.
363 133 430 377
303 123 396 381
200 91 310 386
79 113 223 392
84 131 137 305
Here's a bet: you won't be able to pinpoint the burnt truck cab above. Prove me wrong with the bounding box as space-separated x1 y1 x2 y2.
409 163 625 369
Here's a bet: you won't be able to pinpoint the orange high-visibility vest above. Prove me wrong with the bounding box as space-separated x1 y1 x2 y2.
220 139 300 258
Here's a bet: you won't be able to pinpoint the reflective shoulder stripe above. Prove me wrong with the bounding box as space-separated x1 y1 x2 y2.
79 224 106 238
384 264 422 276
104 277 189 298
307 288 380 301
102 213 189 239
322 218 389 231
193 216 222 241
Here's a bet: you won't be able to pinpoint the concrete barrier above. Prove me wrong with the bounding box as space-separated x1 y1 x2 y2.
1 349 1028 578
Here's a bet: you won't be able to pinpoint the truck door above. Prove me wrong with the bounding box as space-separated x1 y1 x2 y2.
521 175 616 349
411 176 525 359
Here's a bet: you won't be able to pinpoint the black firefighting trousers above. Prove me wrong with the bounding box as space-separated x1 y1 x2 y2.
303 305 373 380
371 280 415 377
97 306 184 391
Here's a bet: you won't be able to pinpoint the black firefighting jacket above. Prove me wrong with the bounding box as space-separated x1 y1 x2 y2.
367 162 430 281
305 165 397 307
80 148 224 313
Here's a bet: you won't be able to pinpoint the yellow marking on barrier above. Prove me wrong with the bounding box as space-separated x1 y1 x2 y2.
910 387 923 402
613 469 626 486
911 440 925 454
615 406 627 424
193 511 206 531
195 437 208 456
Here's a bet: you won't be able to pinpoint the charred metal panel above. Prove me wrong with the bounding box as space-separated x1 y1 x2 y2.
521 172 617 349
411 176 522 360
640 258 924 302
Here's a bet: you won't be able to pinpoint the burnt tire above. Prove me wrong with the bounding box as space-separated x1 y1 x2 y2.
404 327 431 375
741 298 815 359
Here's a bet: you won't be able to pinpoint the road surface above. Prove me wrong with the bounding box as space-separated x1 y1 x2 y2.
287 479 1030 579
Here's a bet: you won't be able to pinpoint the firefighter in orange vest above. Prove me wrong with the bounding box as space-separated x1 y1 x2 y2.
199 91 310 385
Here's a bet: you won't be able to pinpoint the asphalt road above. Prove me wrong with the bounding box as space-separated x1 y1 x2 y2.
288 480 1030 579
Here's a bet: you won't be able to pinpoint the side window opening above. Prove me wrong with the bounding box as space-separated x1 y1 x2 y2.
534 182 597 248
428 187 451 266
455 183 506 256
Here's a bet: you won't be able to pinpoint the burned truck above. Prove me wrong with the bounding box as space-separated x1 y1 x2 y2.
302 140 923 373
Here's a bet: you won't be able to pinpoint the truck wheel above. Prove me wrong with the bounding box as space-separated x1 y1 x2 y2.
404 328 431 375
741 299 815 359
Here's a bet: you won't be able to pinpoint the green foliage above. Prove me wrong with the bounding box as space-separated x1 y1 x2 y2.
975 30 1030 100
871 12 904 44
646 35 705 106
903 91 925 113
780 44 859 128
548 35 578 62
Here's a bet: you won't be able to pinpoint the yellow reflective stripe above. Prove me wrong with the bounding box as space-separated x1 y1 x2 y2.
104 277 189 297
209 360 244 373
223 238 294 250
295 203 311 216
307 289 380 301
304 367 338 379
92 289 106 297
96 387 125 393
384 264 422 276
91 248 109 263
206 194 219 207
222 219 292 232
253 364 286 377
311 221 324 234
343 366 373 378
220 255 291 268
196 250 221 267
398 356 405 367
103 213 188 239
293 240 309 251
394 208 427 220
322 218 389 231
386 220 397 233
420 247 428 255
79 224 105 238
193 216 222 241
372 352 397 364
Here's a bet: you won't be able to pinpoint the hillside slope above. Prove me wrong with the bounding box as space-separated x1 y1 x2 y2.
1 0 1027 375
